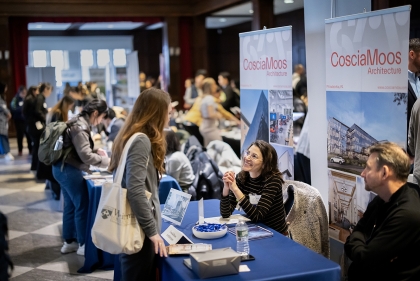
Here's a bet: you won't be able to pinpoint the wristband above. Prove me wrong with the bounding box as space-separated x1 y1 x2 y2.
236 194 245 202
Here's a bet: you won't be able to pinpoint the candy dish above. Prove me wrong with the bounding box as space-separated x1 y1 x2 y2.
192 224 227 239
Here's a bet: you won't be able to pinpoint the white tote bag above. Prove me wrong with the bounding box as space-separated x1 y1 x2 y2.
91 132 150 255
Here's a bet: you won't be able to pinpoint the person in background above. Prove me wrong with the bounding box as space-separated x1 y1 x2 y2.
199 78 240 147
22 86 39 153
139 72 147 92
218 71 240 115
183 69 207 109
53 99 109 256
109 88 170 280
63 82 71 97
407 38 420 158
164 130 195 192
102 108 124 142
344 142 420 280
292 64 305 90
48 95 75 123
220 140 289 235
145 77 154 90
0 83 13 161
26 83 52 171
10 85 32 156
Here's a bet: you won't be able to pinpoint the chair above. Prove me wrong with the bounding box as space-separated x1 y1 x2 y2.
158 176 183 203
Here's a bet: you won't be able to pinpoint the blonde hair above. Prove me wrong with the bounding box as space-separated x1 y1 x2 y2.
202 77 216 95
369 142 410 181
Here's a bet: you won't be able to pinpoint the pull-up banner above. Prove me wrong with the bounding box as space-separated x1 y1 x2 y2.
325 5 410 253
239 26 294 180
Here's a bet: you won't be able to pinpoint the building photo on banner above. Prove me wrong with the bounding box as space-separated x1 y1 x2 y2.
239 26 294 178
325 5 410 275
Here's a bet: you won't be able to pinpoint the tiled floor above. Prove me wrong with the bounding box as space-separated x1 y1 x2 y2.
0 138 113 280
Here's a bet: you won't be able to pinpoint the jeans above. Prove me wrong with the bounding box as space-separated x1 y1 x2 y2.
0 135 10 155
52 162 88 245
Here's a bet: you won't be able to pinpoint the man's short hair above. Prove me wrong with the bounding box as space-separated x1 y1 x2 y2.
104 108 116 120
409 38 420 53
195 69 207 78
219 72 231 82
368 142 410 181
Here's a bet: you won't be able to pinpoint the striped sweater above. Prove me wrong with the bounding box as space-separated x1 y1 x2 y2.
220 174 288 234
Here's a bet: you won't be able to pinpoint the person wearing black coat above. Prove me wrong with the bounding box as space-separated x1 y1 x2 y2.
10 86 32 156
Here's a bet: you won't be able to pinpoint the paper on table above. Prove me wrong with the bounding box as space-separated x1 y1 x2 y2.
83 174 113 180
204 214 250 225
239 265 251 272
162 225 193 245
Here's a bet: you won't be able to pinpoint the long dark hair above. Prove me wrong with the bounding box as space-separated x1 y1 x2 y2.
165 130 180 155
238 140 284 184
0 82 6 100
25 86 38 100
80 99 108 118
109 88 171 174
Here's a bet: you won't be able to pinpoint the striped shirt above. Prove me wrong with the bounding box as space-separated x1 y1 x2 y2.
220 174 288 234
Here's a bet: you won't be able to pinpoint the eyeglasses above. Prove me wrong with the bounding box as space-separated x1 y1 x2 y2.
244 150 260 161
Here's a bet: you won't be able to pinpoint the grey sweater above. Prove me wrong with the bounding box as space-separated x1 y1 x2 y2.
409 98 420 184
120 134 162 237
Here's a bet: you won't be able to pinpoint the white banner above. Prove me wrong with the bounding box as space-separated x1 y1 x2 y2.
239 26 294 180
326 6 410 92
325 6 410 261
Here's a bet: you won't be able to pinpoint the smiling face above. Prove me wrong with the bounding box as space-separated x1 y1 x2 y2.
242 145 263 177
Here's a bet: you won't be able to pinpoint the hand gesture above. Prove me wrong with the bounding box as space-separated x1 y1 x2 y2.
149 234 168 257
97 148 108 157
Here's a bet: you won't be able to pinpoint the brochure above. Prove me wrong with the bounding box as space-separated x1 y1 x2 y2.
167 243 212 255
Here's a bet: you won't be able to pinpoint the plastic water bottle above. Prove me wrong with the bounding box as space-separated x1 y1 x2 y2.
54 136 63 151
236 220 250 255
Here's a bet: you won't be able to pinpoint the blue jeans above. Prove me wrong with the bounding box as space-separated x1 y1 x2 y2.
52 162 88 245
0 135 10 155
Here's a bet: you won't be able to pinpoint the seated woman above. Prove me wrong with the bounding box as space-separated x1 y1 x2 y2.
165 130 195 192
220 140 288 235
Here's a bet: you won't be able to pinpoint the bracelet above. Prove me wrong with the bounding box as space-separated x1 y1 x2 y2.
236 194 245 202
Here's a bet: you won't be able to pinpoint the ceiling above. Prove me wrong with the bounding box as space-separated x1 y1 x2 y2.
27 0 303 31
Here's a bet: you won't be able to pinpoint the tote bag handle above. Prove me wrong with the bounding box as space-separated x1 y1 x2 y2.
114 132 143 184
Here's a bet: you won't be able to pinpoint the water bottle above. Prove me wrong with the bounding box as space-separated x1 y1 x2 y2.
54 136 63 151
235 219 250 256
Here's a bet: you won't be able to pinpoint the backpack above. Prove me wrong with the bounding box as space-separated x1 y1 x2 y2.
38 121 72 166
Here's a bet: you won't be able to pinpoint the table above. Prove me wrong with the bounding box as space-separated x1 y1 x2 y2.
78 175 181 280
160 200 341 281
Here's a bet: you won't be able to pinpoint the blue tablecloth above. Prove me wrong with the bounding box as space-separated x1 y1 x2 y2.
78 175 181 280
160 199 341 281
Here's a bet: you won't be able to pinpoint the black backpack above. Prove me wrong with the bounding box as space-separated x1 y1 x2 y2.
38 121 73 166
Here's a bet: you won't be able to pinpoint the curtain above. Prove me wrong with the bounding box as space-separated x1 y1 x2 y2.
179 17 193 108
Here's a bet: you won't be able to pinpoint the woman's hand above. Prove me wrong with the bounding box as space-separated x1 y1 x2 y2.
149 234 168 257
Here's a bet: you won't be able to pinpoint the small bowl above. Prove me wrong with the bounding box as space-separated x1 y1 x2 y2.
192 224 228 239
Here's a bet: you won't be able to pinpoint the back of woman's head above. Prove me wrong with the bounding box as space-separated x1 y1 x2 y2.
26 86 38 99
80 99 108 117
202 78 216 95
51 95 75 122
109 88 171 174
0 82 6 99
39 82 52 94
165 130 180 155
239 140 283 183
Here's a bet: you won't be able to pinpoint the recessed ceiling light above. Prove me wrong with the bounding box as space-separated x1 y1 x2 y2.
219 18 227 22
284 0 294 3
107 24 114 28
36 24 42 28
249 9 254 14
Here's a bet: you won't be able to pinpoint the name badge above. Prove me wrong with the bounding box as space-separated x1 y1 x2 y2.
19 101 23 106
249 194 261 205
43 103 47 108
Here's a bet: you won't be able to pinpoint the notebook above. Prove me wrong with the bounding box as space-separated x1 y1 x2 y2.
228 224 273 240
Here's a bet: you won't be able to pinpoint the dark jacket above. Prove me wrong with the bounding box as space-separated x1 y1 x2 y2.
10 94 25 121
221 85 239 115
33 94 48 125
63 115 109 172
408 82 417 156
22 95 35 122
344 183 420 281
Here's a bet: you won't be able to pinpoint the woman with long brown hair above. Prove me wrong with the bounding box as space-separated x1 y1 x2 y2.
48 95 75 123
109 88 171 281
